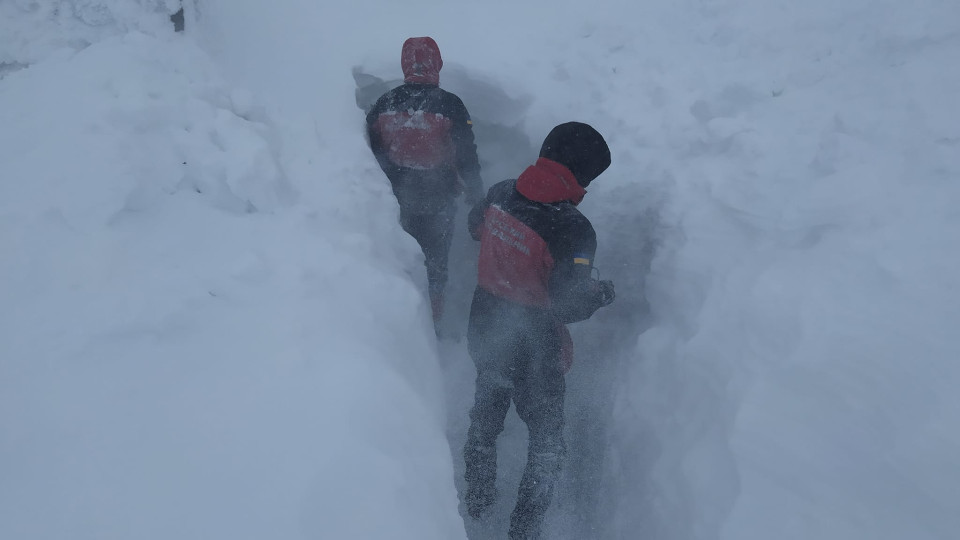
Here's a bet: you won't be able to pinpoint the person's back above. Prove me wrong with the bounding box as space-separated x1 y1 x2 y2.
365 37 482 326
368 82 474 211
464 122 615 539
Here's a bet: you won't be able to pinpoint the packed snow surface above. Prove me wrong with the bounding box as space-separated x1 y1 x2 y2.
1 1 958 539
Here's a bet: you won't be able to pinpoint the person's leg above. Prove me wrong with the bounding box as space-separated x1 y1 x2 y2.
464 300 521 518
398 210 428 245
463 368 512 518
509 329 566 539
398 204 455 326
422 204 455 323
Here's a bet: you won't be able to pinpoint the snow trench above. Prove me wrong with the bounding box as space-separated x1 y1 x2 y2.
354 63 668 539
3 2 959 540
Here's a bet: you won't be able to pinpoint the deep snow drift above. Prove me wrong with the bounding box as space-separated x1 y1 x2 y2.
2 1 959 539
2 3 461 539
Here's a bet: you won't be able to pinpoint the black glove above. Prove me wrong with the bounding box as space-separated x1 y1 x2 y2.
597 280 615 307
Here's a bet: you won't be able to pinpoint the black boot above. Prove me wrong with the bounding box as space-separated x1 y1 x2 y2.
508 451 562 539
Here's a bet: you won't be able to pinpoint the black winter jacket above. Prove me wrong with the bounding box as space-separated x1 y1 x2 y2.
468 159 608 326
366 83 482 207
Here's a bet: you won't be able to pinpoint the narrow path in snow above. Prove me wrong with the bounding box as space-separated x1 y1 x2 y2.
546 190 661 539
355 67 662 538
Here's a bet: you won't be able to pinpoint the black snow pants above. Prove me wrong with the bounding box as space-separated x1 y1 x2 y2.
464 288 566 539
399 205 455 310
392 169 458 320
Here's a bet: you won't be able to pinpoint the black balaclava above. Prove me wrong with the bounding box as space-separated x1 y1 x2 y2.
538 122 611 187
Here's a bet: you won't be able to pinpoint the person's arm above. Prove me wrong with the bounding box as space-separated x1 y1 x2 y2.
445 94 483 203
549 216 615 323
365 96 401 182
468 180 516 241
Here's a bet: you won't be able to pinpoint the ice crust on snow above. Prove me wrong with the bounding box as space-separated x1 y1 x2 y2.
2 1 959 539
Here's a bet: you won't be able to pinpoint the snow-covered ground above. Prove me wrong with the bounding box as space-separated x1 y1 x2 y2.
2 1 958 539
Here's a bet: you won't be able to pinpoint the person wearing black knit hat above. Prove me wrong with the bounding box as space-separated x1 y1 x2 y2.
462 122 615 539
538 121 611 187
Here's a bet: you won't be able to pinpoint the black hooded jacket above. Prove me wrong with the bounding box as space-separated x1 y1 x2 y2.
365 37 482 209
467 122 611 370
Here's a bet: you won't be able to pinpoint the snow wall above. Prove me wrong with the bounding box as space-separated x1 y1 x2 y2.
2 1 958 539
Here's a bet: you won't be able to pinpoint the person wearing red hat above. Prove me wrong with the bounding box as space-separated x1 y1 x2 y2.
463 122 616 538
366 37 483 330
